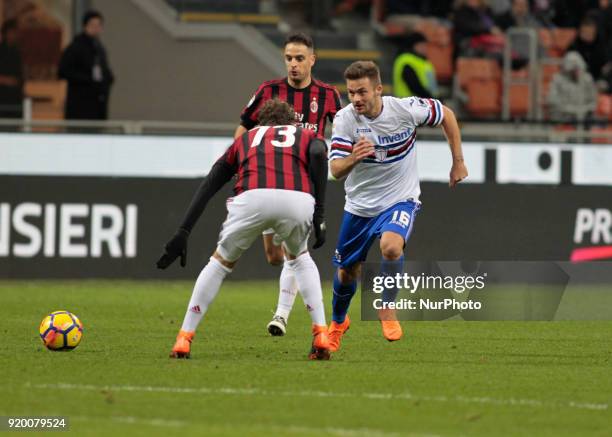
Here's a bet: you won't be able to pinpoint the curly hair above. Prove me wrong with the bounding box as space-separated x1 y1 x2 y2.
257 98 295 126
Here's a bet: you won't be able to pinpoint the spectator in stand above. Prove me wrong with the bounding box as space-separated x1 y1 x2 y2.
392 32 438 98
453 0 504 57
0 19 24 119
553 0 592 27
587 0 612 45
547 51 597 122
58 10 114 120
496 0 540 29
568 16 609 82
489 0 512 16
496 0 543 65
532 0 555 27
420 0 455 19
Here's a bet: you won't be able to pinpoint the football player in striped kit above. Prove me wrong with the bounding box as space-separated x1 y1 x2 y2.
235 32 342 337
327 61 468 351
158 99 330 360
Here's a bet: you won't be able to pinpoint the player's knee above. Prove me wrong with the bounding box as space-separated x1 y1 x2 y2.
380 242 403 261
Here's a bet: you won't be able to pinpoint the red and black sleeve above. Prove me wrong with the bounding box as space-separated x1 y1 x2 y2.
179 142 238 232
240 83 270 130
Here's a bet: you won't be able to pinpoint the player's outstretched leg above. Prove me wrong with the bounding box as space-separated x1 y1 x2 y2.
267 258 299 336
329 266 359 352
286 252 330 360
170 255 232 358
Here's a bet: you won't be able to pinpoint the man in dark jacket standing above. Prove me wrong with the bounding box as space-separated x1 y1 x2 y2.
0 19 24 119
58 10 114 120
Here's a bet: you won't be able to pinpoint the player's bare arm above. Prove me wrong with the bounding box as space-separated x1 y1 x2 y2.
440 105 468 188
234 124 248 139
330 136 374 179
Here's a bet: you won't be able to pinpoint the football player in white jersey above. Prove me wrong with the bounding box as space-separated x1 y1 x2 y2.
327 61 468 351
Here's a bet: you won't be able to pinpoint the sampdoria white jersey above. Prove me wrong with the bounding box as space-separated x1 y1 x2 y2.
330 95 444 217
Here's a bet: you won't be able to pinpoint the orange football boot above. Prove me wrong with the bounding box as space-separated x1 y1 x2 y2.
328 315 350 352
170 330 195 359
308 325 331 360
378 308 402 341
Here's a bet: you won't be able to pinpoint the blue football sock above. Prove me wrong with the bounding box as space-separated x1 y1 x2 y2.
381 256 404 305
332 271 357 323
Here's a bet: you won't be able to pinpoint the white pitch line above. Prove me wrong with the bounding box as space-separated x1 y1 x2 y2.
27 382 609 412
72 415 186 428
70 414 426 436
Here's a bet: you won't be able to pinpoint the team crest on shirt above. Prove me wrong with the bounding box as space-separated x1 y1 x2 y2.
374 146 388 162
310 98 318 113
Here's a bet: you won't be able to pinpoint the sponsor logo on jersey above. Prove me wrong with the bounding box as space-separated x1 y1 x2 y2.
298 122 318 132
377 128 413 145
356 128 372 134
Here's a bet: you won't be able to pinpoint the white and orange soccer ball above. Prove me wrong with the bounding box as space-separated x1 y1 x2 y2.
39 310 83 350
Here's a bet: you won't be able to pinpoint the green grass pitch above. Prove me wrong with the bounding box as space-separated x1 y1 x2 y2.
0 280 610 436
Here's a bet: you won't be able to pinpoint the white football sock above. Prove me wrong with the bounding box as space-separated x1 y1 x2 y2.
180 257 232 332
287 252 326 326
274 260 299 320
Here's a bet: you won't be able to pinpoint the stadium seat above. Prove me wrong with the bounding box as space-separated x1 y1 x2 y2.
538 28 553 54
509 83 530 117
456 58 501 87
539 63 561 119
590 126 612 144
18 27 63 79
465 80 501 116
596 94 612 119
415 20 454 83
426 43 453 83
456 58 502 116
550 28 577 57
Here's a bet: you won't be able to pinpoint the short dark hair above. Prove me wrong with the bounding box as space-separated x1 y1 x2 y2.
284 32 314 50
82 10 103 27
344 61 381 85
580 15 597 27
257 99 295 126
1 19 18 40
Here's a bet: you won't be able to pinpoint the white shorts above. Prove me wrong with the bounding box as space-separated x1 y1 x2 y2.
216 189 314 262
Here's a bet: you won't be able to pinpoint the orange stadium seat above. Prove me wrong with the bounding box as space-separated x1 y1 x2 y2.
457 58 502 116
539 28 553 53
551 28 577 57
465 80 501 116
414 20 454 83
426 43 453 82
510 83 530 117
590 126 612 144
539 28 576 57
596 94 612 119
456 58 501 86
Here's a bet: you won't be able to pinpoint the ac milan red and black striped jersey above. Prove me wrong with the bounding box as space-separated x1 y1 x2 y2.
240 78 342 138
219 125 317 196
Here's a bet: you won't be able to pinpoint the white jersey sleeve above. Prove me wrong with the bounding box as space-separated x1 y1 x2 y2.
329 111 355 161
398 97 445 128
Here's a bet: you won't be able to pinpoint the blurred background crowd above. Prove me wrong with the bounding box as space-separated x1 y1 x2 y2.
0 0 611 137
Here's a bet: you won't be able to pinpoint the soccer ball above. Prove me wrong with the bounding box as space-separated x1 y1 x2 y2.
39 310 83 351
